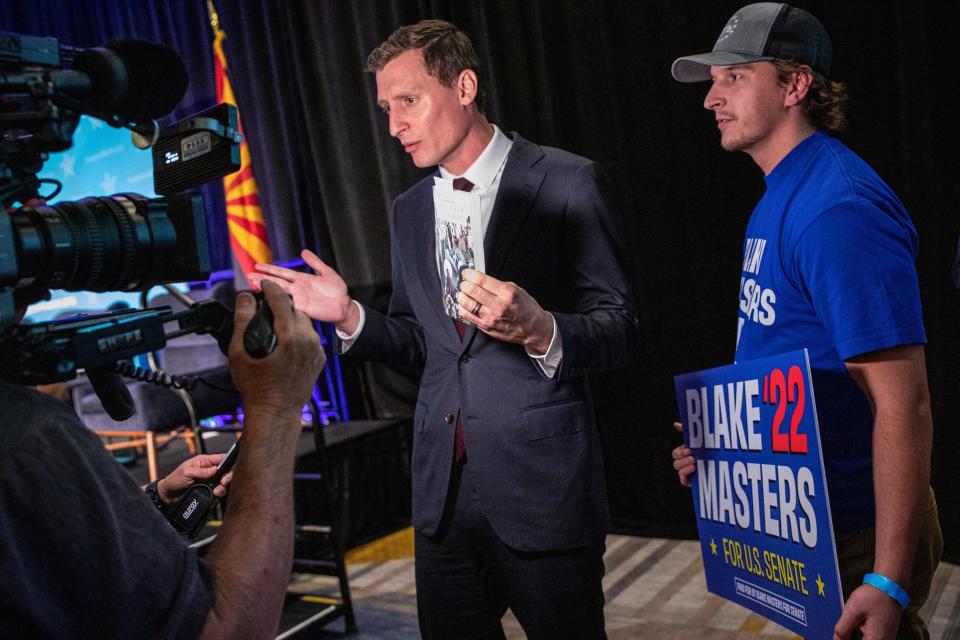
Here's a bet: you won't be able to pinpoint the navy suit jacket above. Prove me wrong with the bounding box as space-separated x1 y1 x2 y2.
345 134 638 551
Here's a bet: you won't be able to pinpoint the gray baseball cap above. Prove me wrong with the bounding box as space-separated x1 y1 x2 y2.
672 3 832 82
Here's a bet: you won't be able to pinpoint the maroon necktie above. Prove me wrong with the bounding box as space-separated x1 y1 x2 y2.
451 177 473 461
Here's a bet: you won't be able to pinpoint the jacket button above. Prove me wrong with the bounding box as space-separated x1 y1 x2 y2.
459 353 471 364
443 413 455 423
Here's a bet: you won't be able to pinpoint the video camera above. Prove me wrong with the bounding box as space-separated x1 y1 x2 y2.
0 30 253 419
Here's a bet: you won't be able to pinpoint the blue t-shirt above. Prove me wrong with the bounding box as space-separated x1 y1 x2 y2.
734 132 926 533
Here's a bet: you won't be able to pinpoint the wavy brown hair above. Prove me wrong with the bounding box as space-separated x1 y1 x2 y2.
367 19 486 113
773 59 849 134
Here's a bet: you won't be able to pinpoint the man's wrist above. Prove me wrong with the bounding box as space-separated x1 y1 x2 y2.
146 479 171 513
155 477 171 505
524 311 554 355
863 573 911 609
335 298 360 335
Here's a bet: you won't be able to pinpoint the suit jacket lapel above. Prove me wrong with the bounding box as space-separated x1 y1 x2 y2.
410 136 547 348
462 135 545 345
483 135 545 277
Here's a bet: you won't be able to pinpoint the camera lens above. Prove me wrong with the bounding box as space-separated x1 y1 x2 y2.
9 193 178 292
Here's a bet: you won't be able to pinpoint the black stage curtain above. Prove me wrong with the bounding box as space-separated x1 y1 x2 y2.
4 1 959 561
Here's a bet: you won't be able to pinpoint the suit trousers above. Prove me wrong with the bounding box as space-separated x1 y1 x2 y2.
414 457 607 640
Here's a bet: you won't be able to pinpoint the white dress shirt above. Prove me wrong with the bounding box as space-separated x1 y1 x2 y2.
338 125 563 377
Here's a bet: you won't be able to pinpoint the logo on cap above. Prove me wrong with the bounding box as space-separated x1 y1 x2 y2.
715 15 740 47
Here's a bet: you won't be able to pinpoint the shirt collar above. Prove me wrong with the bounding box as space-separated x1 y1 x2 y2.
439 124 512 190
764 131 827 188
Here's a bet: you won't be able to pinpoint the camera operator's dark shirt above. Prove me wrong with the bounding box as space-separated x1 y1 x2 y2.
0 382 213 638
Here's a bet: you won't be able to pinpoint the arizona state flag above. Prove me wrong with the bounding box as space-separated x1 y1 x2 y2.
210 5 272 277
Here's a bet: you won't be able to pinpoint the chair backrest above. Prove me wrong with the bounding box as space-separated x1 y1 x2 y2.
69 374 153 432
159 333 227 375
150 281 237 375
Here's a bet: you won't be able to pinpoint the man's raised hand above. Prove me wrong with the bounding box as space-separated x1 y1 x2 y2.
248 249 359 333
229 279 325 415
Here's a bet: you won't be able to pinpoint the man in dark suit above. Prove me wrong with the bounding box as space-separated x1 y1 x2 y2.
251 19 637 639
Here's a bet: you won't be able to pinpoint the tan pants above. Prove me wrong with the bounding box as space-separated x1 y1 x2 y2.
835 487 943 640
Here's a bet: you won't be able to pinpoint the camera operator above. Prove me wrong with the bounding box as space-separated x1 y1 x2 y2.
0 280 326 638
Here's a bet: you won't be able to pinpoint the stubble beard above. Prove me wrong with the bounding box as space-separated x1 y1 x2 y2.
721 123 765 153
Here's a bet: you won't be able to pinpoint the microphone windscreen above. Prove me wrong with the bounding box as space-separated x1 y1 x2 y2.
106 38 189 121
87 366 137 421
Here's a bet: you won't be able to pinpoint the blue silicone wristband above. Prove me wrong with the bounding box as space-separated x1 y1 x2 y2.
863 573 911 608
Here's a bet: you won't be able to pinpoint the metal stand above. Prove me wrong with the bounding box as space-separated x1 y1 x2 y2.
277 397 357 638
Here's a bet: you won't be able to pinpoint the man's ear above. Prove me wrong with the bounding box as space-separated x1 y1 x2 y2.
456 68 479 106
784 69 813 107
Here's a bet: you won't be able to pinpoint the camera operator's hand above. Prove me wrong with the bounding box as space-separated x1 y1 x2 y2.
154 453 235 506
248 249 361 335
228 279 325 415
199 279 325 640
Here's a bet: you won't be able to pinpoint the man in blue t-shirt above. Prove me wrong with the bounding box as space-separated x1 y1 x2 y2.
668 4 942 639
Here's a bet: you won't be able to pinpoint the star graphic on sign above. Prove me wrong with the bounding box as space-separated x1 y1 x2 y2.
710 539 718 556
59 153 77 178
100 172 117 194
816 574 825 597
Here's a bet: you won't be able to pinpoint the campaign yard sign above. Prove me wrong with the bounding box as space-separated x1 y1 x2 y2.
674 349 842 639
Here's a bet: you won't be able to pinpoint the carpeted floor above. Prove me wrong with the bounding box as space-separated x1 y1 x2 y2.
121 434 960 639
290 532 960 640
